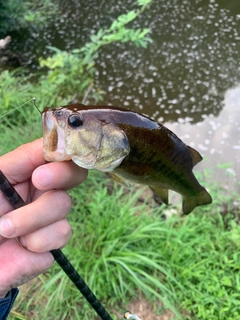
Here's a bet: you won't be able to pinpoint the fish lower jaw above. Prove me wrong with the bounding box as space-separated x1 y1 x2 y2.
71 156 96 170
44 151 72 162
71 154 127 172
96 155 127 172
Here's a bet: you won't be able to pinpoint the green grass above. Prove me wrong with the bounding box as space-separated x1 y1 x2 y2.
9 169 240 320
0 100 42 155
2 1 239 317
1 106 239 320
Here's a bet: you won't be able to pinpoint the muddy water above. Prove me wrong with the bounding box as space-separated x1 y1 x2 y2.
12 0 240 192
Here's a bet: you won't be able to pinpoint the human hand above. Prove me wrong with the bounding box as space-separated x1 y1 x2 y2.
0 138 87 298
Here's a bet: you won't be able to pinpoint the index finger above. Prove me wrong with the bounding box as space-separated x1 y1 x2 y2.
0 138 45 184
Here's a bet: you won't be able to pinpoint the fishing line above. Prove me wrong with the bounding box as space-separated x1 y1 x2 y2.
31 97 41 114
0 98 38 119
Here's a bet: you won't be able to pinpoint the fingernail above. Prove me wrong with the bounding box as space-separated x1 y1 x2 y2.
35 166 53 187
0 217 15 237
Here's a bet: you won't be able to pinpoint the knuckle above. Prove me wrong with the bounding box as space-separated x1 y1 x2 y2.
21 219 72 252
60 219 72 238
57 219 72 246
53 191 72 212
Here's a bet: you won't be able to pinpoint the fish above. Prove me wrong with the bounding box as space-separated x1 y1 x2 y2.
42 104 212 214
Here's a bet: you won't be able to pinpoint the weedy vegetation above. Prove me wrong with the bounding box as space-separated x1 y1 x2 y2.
7 169 240 320
0 0 240 319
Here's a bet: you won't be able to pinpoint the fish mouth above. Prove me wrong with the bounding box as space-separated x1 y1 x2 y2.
42 110 71 162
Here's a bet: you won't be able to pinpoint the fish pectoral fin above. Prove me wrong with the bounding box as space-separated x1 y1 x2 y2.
187 146 203 166
110 173 131 189
150 186 169 205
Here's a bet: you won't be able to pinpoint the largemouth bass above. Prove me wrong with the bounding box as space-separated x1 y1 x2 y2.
42 104 212 214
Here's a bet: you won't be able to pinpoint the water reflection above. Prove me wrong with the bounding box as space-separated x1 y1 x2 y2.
165 84 240 192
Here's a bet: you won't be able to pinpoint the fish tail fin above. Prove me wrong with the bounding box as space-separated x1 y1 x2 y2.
182 189 212 214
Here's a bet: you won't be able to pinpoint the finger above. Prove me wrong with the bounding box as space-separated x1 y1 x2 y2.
0 190 71 238
0 138 45 184
32 161 88 191
19 218 72 252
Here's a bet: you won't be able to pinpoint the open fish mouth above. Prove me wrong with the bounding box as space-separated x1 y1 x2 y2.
42 109 71 162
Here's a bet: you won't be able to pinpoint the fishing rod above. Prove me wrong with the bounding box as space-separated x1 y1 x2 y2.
0 170 113 320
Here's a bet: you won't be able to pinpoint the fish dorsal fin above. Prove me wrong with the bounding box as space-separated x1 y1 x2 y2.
110 173 131 189
187 146 203 166
150 186 169 205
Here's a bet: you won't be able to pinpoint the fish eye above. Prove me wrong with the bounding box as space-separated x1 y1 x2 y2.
68 114 84 128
